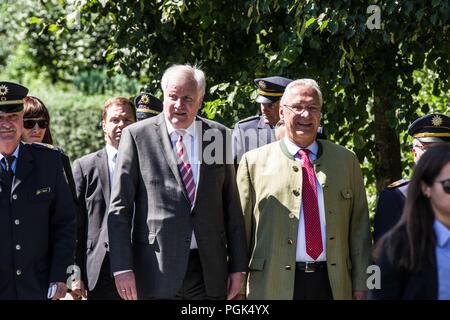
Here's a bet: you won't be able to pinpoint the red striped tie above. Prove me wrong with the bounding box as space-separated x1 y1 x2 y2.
298 149 323 260
176 133 196 205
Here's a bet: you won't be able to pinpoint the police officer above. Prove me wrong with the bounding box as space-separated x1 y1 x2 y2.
232 76 292 164
134 92 163 121
373 113 450 242
0 81 76 299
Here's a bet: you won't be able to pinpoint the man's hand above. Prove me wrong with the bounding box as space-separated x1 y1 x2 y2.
114 271 138 300
69 280 87 300
49 282 68 300
226 272 245 300
353 290 366 300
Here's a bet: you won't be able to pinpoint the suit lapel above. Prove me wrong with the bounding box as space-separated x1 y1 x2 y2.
12 143 34 194
96 148 110 207
155 115 189 202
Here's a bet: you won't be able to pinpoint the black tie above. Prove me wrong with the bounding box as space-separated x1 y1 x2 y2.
1 156 15 187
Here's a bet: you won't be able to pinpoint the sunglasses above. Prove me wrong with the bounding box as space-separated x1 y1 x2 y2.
436 178 450 194
23 119 49 129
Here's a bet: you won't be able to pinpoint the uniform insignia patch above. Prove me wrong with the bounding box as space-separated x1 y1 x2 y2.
431 115 443 127
0 84 8 96
36 187 51 195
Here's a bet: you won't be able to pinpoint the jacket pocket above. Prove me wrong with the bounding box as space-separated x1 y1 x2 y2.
29 191 55 202
249 257 265 271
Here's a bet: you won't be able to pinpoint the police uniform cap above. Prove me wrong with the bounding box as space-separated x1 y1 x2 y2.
254 76 292 104
134 92 163 121
408 113 450 143
0 81 28 113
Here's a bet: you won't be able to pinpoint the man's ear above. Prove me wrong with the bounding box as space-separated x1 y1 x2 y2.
279 104 284 120
102 120 106 133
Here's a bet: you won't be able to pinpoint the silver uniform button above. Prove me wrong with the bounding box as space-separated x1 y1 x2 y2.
16 269 21 276
12 194 18 200
14 219 20 225
16 244 21 250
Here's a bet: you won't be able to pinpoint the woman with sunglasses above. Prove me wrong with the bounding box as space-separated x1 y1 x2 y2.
22 96 53 144
371 143 450 300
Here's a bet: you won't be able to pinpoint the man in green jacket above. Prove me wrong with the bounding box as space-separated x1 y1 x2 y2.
236 79 371 300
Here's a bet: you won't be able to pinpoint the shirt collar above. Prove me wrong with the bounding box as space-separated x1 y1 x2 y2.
105 143 118 162
434 219 450 248
0 144 20 162
283 136 318 158
164 115 196 139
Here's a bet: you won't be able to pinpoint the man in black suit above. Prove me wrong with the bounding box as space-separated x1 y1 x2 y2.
71 97 136 300
108 64 248 300
373 113 450 242
0 81 76 299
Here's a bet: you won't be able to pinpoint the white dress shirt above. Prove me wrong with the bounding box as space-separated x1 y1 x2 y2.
105 143 118 187
284 137 327 262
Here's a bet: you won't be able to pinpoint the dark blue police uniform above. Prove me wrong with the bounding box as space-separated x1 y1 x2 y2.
373 113 450 242
0 81 76 299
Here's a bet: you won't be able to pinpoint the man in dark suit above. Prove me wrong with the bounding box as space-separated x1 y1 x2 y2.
373 113 450 242
71 97 136 300
108 64 248 300
0 81 76 299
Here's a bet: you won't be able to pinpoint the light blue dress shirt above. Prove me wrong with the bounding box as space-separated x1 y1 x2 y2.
434 219 450 300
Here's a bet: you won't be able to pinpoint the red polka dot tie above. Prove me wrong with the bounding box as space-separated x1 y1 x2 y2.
298 149 323 260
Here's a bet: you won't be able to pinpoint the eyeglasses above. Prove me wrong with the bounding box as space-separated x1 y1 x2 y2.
282 104 320 115
435 178 450 194
23 118 49 129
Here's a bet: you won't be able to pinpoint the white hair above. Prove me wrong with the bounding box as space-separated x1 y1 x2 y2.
282 78 323 107
161 64 206 97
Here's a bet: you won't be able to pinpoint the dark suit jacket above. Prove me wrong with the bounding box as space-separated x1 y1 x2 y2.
73 148 110 290
373 183 408 243
0 142 76 299
108 114 248 299
370 234 437 300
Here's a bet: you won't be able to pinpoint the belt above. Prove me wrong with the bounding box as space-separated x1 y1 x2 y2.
296 261 327 273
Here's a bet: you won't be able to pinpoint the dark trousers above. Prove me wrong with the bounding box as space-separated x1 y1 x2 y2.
293 263 333 300
175 249 224 300
88 253 121 300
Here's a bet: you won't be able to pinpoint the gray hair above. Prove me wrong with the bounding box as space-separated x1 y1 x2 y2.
282 78 323 107
161 64 206 98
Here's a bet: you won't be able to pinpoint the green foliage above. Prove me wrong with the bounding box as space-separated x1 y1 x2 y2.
2 0 450 220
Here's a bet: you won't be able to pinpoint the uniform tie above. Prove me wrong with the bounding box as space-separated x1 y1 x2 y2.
298 149 323 260
1 155 16 188
176 132 196 205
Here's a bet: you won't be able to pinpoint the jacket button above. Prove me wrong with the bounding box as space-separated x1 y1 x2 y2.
14 219 20 225
292 190 300 197
288 213 295 219
15 244 21 250
12 194 18 200
16 269 21 276
287 239 294 245
285 265 291 270
292 166 299 172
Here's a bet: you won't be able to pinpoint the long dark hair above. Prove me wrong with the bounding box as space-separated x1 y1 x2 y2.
23 96 53 144
375 143 450 272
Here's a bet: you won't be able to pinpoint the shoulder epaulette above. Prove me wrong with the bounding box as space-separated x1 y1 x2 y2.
31 142 60 152
387 178 409 189
237 115 260 124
